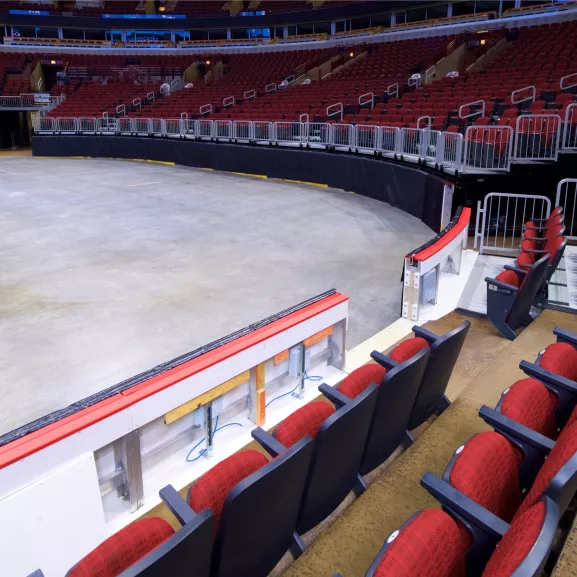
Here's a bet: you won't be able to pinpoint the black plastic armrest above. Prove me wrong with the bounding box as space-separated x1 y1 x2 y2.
479 406 555 453
504 265 527 276
27 572 45 577
524 248 547 254
160 484 197 526
319 382 349 408
530 217 549 223
485 277 519 293
370 350 399 369
553 327 577 347
412 325 438 344
523 235 543 242
421 473 509 538
251 426 286 458
519 360 577 394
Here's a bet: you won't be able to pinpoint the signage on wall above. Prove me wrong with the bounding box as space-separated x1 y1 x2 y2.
9 9 50 15
102 13 186 19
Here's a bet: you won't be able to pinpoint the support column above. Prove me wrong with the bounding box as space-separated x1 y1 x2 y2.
447 3 453 17
249 362 266 426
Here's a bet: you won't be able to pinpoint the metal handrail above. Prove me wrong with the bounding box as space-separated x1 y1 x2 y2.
358 92 374 109
180 112 188 120
116 104 126 116
326 102 343 121
408 74 422 89
560 72 577 91
425 65 435 83
244 89 256 100
387 83 399 98
223 96 235 107
132 97 141 108
199 104 212 115
265 83 277 93
511 85 536 105
563 103 577 151
458 99 485 119
146 92 155 102
417 115 432 128
299 113 309 123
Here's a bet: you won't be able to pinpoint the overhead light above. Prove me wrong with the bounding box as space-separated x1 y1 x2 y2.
481 39 487 45
206 60 211 65
349 51 354 57
50 60 56 64
159 5 165 11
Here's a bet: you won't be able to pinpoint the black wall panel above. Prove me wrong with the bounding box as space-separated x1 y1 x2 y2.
32 136 446 231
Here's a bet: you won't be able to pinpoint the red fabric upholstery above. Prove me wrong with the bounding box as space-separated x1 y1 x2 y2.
338 363 387 399
188 450 269 531
482 501 546 577
517 252 534 272
515 420 577 519
500 378 559 439
520 239 537 253
274 401 335 447
373 509 467 577
545 235 565 264
566 403 577 429
389 337 430 363
67 518 174 577
540 342 577 381
449 432 523 523
495 270 520 288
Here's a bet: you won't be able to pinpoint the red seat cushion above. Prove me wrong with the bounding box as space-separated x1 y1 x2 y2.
495 270 520 288
188 450 269 531
482 500 546 577
373 509 466 577
274 401 335 447
520 239 536 253
67 517 174 577
540 342 577 381
499 378 559 439
389 337 430 363
514 420 577 519
517 252 534 272
449 432 523 523
338 363 387 399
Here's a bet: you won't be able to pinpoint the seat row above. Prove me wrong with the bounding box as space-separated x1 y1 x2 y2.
29 321 470 577
336 325 577 576
486 206 566 339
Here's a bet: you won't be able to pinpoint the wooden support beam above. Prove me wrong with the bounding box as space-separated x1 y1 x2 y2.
304 326 333 348
164 370 250 425
274 349 289 365
255 362 266 426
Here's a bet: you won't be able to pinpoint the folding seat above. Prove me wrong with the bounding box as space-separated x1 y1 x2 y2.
63 487 213 577
524 206 563 234
334 342 429 475
346 497 558 577
422 416 577 535
251 383 378 537
185 441 313 577
484 255 549 340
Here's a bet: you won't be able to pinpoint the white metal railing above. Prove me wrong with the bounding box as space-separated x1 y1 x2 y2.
560 72 577 91
214 120 232 139
474 192 551 255
563 104 577 151
425 65 435 83
244 89 256 100
265 83 277 93
327 102 343 122
35 117 573 175
513 114 561 162
0 94 62 109
459 99 486 119
417 115 432 128
387 83 399 99
437 131 463 171
299 113 310 124
199 104 212 115
408 75 422 89
146 91 155 102
358 92 374 109
511 85 536 105
463 125 513 172
556 179 577 240
332 123 354 148
233 120 252 140
223 96 235 107
116 104 126 117
160 84 170 96
355 124 379 150
132 97 141 109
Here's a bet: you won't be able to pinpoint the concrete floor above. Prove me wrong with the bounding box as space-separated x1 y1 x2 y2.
0 157 433 436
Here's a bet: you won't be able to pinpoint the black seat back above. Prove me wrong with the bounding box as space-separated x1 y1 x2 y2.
296 384 379 534
508 255 549 330
213 436 314 577
360 348 430 475
408 321 470 430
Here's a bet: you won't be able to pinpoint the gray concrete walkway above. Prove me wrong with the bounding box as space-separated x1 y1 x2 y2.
0 157 432 435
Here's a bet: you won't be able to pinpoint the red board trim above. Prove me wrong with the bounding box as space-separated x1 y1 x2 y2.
412 207 471 262
0 292 348 469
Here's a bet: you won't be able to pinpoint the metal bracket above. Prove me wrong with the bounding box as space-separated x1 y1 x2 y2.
113 430 144 512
